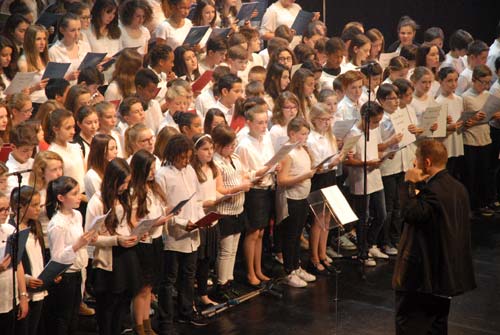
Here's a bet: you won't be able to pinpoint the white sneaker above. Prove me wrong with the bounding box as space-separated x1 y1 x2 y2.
339 234 357 250
326 247 343 258
361 257 377 267
368 245 389 259
296 267 316 282
383 245 398 256
287 272 307 288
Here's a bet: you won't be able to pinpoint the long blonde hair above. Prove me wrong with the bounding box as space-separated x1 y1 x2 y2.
23 25 49 72
309 103 338 152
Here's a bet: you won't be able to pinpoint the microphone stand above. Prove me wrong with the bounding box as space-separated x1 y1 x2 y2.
10 171 24 334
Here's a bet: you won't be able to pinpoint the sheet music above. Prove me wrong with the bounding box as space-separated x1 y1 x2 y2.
320 185 358 225
265 142 300 166
390 110 416 147
421 105 444 137
86 209 111 233
332 119 357 139
378 51 399 69
4 72 37 95
340 134 362 156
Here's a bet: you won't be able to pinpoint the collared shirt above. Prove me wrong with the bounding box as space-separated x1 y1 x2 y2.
159 110 178 131
336 95 361 121
48 142 85 189
462 88 491 146
236 132 275 188
155 164 201 252
440 52 467 74
456 67 473 96
195 89 217 117
307 130 338 171
269 124 288 153
148 66 168 105
285 145 312 200
48 210 88 272
6 153 33 196
213 153 246 215
48 40 92 82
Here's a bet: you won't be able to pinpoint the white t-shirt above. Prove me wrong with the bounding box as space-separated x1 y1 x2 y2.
119 24 151 56
260 1 302 47
347 126 383 195
284 145 311 200
154 18 193 50
435 93 464 158
6 153 33 196
269 124 288 153
84 168 102 200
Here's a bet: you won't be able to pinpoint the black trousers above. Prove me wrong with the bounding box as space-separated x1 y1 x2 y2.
46 272 81 335
395 291 451 335
158 250 197 324
463 144 494 209
94 290 129 335
281 198 308 273
381 173 404 247
16 299 44 335
0 310 15 334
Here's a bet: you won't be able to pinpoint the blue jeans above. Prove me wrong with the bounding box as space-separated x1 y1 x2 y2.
351 190 387 259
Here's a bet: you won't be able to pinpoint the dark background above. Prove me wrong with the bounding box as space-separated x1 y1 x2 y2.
299 0 500 51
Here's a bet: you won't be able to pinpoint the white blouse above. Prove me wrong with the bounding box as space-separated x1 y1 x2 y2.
25 232 48 302
0 223 17 313
48 40 92 82
119 24 151 56
154 18 193 50
84 168 102 200
48 210 88 272
435 93 464 158
48 142 86 190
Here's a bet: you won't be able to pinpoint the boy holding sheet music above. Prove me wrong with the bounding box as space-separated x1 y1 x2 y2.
344 102 389 267
461 65 500 216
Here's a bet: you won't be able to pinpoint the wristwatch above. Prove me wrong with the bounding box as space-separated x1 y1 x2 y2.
20 292 29 298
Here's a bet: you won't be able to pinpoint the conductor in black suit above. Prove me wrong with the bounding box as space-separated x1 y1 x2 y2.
393 140 476 335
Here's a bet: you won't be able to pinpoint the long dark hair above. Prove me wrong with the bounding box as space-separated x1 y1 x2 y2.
129 149 167 219
91 0 121 40
191 133 218 183
88 133 115 178
46 176 79 219
101 158 132 233
10 186 44 247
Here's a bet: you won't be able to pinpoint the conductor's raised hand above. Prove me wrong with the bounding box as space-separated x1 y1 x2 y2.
404 168 430 183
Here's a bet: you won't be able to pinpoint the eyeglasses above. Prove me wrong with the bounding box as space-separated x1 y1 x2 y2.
20 107 33 114
278 57 293 62
0 207 9 213
475 79 491 87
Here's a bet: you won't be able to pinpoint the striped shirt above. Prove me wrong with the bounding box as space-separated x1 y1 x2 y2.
214 153 246 215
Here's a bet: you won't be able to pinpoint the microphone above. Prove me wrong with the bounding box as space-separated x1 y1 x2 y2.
5 169 33 177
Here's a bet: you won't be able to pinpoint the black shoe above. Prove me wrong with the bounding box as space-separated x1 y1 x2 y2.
307 261 328 276
178 313 209 327
320 259 341 274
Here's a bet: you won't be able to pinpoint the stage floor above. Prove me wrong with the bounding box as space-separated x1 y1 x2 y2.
77 215 500 335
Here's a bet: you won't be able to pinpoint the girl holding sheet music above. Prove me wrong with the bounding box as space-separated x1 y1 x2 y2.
45 176 96 335
84 0 122 58
376 84 409 256
306 104 343 275
409 66 439 128
48 13 92 83
11 186 47 335
155 0 194 50
154 134 206 327
129 149 173 335
84 158 140 335
191 133 221 306
18 25 49 106
0 190 29 332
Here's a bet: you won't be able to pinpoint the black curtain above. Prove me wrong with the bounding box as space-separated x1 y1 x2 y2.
299 0 500 51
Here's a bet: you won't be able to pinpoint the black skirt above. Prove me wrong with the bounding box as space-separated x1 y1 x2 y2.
136 236 163 287
198 224 220 260
93 245 142 296
311 170 337 192
218 213 247 237
244 188 274 231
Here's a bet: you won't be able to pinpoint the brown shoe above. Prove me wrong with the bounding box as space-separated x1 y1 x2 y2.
143 319 157 335
79 302 95 316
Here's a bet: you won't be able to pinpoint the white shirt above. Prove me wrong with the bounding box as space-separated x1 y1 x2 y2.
269 124 288 153
320 70 338 90
158 111 178 132
155 164 201 252
0 223 16 313
284 145 311 200
154 18 193 50
119 24 150 56
25 232 48 302
440 52 467 74
6 153 33 196
487 39 500 81
195 88 217 117
307 130 338 171
48 40 92 83
17 55 47 104
236 132 275 188
409 94 438 125
148 66 167 106
145 0 166 33
340 62 357 74
260 1 302 47
132 189 166 239
435 93 464 157
379 112 414 176
48 142 85 190
84 168 102 200
456 67 473 96
48 210 88 272
347 126 383 195
336 95 361 121
145 99 164 134
81 27 122 83
104 81 124 103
